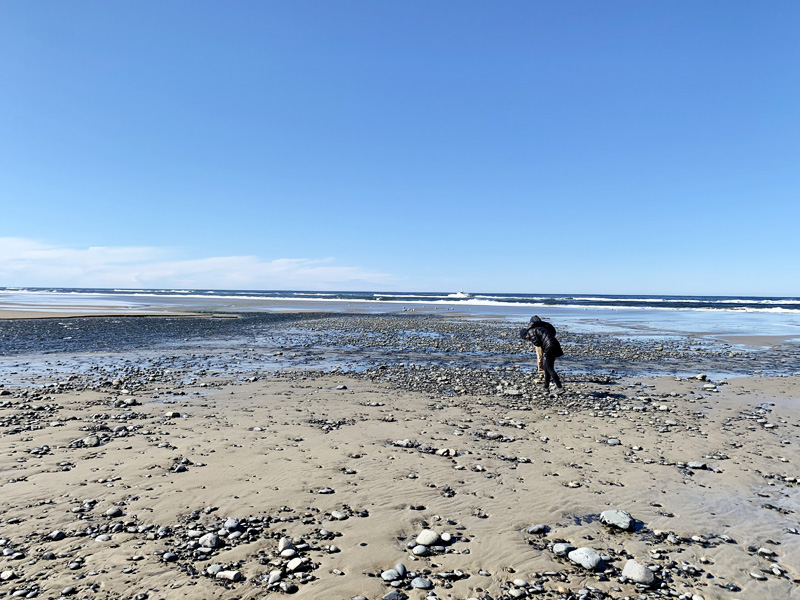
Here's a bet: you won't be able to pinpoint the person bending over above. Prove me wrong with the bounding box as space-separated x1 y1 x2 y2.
521 315 556 382
521 316 563 392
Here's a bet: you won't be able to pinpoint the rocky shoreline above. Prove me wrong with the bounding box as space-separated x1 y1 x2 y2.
2 313 798 387
1 313 800 599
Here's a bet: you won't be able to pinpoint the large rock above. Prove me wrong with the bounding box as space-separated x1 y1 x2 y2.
622 559 655 585
415 529 440 546
568 547 602 570
199 533 221 549
600 509 634 531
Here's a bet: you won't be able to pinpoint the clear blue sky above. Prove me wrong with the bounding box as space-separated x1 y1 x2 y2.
1 1 798 295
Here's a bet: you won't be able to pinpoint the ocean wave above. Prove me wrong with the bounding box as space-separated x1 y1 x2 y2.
3 288 800 315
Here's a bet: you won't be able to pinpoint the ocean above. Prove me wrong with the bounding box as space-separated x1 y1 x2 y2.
3 286 800 312
2 287 800 341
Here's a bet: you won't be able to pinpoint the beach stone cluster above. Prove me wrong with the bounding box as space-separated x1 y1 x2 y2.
407 528 457 557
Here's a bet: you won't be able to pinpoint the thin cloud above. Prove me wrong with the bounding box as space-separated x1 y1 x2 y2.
0 237 394 290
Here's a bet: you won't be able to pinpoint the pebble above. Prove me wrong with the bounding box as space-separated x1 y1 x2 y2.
411 544 429 556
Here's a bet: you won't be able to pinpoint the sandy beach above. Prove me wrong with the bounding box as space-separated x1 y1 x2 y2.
2 309 800 600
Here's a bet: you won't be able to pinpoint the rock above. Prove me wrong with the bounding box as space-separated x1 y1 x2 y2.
206 564 223 576
382 591 407 600
105 507 123 518
215 570 241 582
600 509 634 531
0 570 16 581
48 530 65 541
410 577 433 589
199 533 221 549
411 544 429 556
527 524 548 534
688 461 708 470
416 529 441 546
552 542 575 556
381 569 400 581
278 537 294 553
223 518 240 531
395 563 407 577
286 557 306 572
622 559 655 585
607 438 621 446
279 581 298 593
162 552 178 562
83 435 100 447
330 510 347 520
568 547 602 570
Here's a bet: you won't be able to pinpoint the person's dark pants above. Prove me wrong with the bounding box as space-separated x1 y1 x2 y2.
543 351 562 389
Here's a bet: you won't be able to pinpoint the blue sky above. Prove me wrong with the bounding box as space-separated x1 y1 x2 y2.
1 1 798 295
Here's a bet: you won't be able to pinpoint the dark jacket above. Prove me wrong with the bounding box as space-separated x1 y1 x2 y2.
526 325 564 357
519 317 556 342
529 317 556 337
